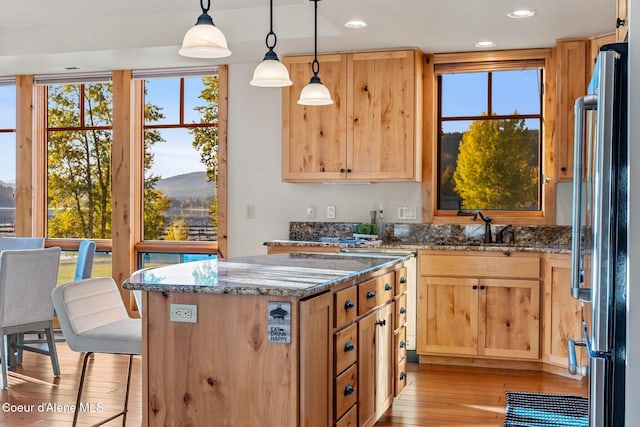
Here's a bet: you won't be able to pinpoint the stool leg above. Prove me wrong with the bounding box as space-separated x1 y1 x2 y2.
121 355 134 427
73 352 92 427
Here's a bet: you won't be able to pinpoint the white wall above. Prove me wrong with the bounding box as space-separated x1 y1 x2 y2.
627 0 639 424
227 63 422 257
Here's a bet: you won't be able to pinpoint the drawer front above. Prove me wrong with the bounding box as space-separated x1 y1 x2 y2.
395 357 407 397
336 404 357 427
378 271 396 304
420 253 540 279
358 277 379 315
335 323 358 375
396 266 408 295
395 326 407 362
395 293 407 327
335 286 358 328
335 364 358 420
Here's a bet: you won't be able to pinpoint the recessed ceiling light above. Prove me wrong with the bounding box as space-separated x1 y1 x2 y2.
344 20 367 29
475 41 496 48
507 9 536 19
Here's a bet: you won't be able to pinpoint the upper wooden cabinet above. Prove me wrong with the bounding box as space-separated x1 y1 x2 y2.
282 49 423 182
616 0 629 42
555 39 588 181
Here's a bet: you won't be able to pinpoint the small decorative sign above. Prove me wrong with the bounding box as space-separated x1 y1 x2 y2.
267 301 291 344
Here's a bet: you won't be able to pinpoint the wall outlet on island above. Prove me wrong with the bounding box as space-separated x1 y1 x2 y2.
306 206 316 220
327 206 336 219
170 304 197 323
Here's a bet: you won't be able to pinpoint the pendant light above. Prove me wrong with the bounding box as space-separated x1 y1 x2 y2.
297 0 333 105
250 0 292 87
179 0 231 59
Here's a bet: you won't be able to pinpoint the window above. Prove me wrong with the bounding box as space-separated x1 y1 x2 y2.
141 75 219 242
45 80 113 239
437 67 543 212
0 83 16 236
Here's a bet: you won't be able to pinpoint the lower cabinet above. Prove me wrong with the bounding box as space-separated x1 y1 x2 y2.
542 254 587 372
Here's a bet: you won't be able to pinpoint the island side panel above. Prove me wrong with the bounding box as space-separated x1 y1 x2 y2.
146 292 299 427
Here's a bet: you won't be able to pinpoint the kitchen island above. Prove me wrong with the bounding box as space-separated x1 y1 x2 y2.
123 252 410 427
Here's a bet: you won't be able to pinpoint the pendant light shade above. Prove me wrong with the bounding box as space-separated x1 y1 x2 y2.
298 0 333 105
179 0 231 59
251 0 292 87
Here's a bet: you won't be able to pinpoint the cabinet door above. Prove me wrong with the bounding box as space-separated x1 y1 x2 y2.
347 50 421 181
375 302 394 419
480 279 540 359
543 256 585 367
358 311 377 427
419 277 479 355
282 54 348 182
555 39 588 181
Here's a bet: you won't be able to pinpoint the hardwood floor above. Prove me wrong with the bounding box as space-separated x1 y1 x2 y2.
0 342 588 426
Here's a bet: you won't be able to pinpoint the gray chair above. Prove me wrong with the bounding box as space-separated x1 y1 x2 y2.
52 277 141 426
0 237 45 252
0 247 61 389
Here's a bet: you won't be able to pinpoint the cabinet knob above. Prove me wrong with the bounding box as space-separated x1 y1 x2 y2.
399 372 406 380
344 299 355 310
376 319 387 327
340 168 345 173
399 340 406 349
344 384 355 396
384 283 393 291
366 290 376 299
344 341 355 352
617 17 626 28
480 285 486 290
560 166 567 172
399 276 407 284
347 168 352 173
400 307 406 314
472 285 478 290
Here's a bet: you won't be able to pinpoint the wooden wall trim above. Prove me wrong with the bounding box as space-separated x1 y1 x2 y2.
217 64 228 259
433 48 552 64
15 75 34 237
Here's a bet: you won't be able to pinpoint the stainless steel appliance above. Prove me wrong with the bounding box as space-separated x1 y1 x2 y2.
569 42 627 427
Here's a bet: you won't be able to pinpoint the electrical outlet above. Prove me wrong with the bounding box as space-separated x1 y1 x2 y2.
306 206 316 220
170 304 197 323
397 206 417 220
327 206 336 219
246 205 255 219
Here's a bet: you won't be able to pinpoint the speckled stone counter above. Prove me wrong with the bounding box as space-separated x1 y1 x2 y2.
123 252 408 297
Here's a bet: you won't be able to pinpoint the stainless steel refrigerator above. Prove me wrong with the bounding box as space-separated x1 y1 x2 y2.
568 42 628 427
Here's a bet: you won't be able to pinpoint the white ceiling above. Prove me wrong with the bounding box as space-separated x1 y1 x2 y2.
0 0 616 76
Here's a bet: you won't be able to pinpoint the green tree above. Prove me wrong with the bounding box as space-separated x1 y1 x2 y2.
453 116 538 210
189 76 219 233
165 217 189 240
47 82 170 239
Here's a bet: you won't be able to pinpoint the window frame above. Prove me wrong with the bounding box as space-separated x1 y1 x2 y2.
422 49 556 224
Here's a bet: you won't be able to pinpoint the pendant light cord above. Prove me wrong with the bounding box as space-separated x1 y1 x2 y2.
312 0 320 77
200 0 210 13
266 0 277 49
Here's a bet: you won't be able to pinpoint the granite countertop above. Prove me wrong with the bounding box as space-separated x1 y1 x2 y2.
264 239 570 254
123 252 409 297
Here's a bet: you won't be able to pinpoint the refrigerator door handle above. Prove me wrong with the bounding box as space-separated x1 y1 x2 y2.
570 94 596 302
567 337 588 376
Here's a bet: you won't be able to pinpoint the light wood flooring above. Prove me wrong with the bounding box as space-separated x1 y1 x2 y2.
0 343 588 426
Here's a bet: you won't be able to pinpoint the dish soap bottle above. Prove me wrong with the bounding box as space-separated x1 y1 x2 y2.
377 205 385 240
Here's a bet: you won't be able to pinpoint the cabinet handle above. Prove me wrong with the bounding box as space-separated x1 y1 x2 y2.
617 17 626 28
472 285 478 290
366 290 376 299
376 319 387 327
347 168 352 173
400 307 406 314
399 372 406 380
399 276 407 284
344 384 355 396
340 168 345 173
385 283 393 291
344 299 355 310
399 340 406 349
480 285 486 290
344 341 355 352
